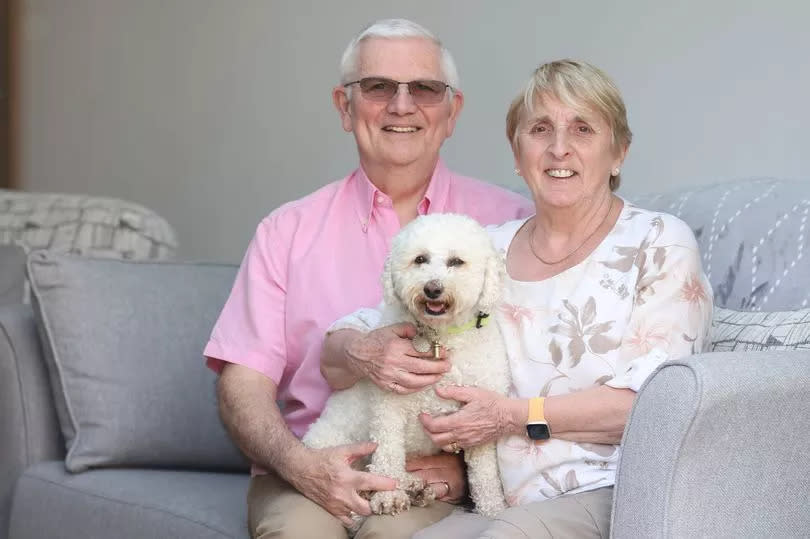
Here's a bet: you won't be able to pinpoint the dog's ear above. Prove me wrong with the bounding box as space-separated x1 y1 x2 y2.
381 253 397 306
478 248 506 312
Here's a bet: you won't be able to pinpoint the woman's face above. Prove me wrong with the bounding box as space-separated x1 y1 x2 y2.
514 95 627 210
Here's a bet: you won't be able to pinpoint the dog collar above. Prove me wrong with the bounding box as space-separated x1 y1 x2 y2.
446 312 491 335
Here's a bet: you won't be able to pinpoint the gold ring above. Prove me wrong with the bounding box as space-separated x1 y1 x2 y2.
449 441 461 454
389 381 398 392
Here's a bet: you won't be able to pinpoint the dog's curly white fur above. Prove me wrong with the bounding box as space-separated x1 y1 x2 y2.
303 213 510 528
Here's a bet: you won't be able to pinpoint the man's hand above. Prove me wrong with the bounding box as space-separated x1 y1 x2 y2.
406 453 467 503
288 442 397 527
343 323 450 394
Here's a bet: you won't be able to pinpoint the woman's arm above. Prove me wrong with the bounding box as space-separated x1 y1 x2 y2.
420 384 634 449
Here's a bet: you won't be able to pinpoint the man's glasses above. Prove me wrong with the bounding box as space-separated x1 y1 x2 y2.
343 77 451 105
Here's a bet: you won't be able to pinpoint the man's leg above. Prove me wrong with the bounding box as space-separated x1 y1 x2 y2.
247 472 348 539
478 487 613 539
356 501 456 539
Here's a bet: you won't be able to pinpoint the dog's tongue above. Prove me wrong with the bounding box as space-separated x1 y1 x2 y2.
426 301 446 314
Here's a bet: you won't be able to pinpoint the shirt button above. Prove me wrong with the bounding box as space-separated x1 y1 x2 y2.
376 195 386 205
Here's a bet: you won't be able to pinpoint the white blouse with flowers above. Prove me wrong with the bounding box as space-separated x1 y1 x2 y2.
329 201 713 507
493 201 712 506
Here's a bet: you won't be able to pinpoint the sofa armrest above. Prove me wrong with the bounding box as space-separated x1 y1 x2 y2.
612 351 810 538
0 304 64 538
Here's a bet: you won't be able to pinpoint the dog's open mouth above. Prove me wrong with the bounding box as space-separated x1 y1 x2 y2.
423 299 450 316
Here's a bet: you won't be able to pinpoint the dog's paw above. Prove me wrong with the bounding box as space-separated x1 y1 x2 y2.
370 489 411 515
401 476 434 507
410 483 437 507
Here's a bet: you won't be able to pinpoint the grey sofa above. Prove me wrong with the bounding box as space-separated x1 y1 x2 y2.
2 179 810 538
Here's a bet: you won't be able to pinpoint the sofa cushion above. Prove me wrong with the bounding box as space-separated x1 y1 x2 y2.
711 307 810 351
9 461 249 539
27 251 249 472
629 178 810 312
0 244 27 305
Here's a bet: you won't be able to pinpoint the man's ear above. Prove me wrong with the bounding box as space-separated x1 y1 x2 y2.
444 90 464 138
333 86 353 133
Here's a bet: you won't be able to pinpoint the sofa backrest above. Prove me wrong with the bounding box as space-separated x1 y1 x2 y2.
630 178 809 312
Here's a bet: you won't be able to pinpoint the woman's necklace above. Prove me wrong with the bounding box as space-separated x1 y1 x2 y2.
528 196 614 266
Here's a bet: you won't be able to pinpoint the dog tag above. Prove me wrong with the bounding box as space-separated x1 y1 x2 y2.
432 341 441 360
412 336 431 353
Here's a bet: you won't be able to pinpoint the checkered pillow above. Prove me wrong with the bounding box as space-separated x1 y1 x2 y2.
711 307 810 351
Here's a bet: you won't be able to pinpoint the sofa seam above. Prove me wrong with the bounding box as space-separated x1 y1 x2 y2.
25 270 81 460
18 472 239 538
0 314 33 466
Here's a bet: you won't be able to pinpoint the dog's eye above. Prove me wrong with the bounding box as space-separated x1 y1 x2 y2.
414 255 428 265
447 257 465 267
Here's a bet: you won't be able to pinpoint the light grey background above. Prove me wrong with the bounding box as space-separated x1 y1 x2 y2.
17 0 810 262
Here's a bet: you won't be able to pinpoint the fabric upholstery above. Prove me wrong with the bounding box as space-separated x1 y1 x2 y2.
631 178 810 312
0 305 64 539
613 351 810 537
0 189 177 260
9 461 249 539
27 251 249 472
712 306 810 351
0 245 26 306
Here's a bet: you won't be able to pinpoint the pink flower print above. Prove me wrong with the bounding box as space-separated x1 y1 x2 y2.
499 303 534 330
625 320 671 356
680 273 708 306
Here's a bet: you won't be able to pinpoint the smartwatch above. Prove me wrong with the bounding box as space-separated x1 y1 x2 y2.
526 397 551 440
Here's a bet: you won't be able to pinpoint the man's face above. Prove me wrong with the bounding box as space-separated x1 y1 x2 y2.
333 37 463 174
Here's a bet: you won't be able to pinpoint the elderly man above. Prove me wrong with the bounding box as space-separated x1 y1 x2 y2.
204 18 532 539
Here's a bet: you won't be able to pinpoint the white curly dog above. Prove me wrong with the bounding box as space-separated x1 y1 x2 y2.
303 213 510 528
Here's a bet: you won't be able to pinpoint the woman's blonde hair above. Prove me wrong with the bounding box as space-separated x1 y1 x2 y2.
506 59 632 191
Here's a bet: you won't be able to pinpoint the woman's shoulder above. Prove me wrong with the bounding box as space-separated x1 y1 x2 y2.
485 217 533 250
619 200 699 247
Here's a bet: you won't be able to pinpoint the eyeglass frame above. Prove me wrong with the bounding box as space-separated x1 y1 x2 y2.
342 77 454 104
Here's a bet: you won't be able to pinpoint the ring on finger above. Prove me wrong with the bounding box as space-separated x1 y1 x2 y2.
449 441 461 454
389 381 399 392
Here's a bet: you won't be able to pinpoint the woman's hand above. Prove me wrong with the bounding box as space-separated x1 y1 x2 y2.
405 453 467 503
419 385 524 450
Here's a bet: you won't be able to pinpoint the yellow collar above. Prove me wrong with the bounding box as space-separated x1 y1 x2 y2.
446 312 491 335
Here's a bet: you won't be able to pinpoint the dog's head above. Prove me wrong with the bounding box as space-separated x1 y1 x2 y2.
382 213 505 330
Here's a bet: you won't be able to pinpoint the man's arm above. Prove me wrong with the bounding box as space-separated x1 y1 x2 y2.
215 362 396 526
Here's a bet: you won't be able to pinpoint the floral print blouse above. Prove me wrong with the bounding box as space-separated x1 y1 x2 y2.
493 201 712 506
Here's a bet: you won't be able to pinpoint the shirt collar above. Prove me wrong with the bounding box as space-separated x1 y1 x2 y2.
350 159 452 232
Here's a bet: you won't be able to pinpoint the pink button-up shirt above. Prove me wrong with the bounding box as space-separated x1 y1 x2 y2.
204 160 533 441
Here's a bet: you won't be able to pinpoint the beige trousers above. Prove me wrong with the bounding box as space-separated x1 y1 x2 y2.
413 487 613 539
247 472 456 539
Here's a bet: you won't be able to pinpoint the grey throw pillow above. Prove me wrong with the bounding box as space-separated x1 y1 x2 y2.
27 250 249 473
711 307 810 351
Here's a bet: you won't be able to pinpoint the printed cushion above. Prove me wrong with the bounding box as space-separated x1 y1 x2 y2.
711 307 810 352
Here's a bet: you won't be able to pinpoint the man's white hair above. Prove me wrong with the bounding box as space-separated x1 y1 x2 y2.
339 18 460 90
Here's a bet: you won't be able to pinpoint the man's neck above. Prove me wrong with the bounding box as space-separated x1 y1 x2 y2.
363 158 439 226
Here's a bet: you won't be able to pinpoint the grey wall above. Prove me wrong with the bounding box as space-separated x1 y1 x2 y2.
18 0 810 262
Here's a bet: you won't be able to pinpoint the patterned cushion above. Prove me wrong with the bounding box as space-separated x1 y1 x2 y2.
0 189 177 260
631 178 810 313
711 307 810 351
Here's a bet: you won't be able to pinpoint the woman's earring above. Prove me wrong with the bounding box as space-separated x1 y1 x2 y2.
514 168 521 176
611 168 620 176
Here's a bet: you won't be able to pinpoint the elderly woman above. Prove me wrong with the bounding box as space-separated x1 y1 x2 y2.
323 60 713 538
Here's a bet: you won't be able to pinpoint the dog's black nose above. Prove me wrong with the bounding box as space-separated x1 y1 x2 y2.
424 280 443 299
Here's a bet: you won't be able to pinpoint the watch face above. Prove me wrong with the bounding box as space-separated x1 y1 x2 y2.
527 422 550 440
